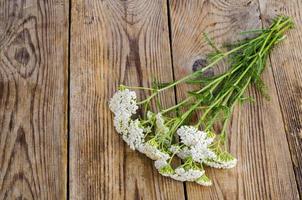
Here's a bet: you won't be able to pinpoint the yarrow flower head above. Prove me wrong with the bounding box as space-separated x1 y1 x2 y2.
176 126 216 163
170 166 204 182
109 89 145 151
140 140 170 161
173 146 191 159
190 142 216 163
154 159 169 170
156 161 174 177
113 112 131 134
195 174 212 186
204 151 237 169
109 89 138 115
121 119 145 150
177 126 213 146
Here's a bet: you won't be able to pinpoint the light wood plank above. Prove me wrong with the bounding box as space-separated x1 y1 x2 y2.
70 0 185 199
259 0 302 196
169 0 299 199
0 0 69 199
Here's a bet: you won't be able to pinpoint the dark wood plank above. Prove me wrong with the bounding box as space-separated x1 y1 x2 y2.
168 0 299 199
0 0 69 199
69 0 185 199
259 0 302 196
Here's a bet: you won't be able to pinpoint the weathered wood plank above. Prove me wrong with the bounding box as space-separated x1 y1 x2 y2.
0 0 69 199
168 0 299 199
259 0 302 196
70 0 185 199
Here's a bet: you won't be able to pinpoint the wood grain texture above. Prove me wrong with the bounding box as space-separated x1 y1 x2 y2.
169 0 299 199
0 0 68 199
69 0 184 199
259 0 302 196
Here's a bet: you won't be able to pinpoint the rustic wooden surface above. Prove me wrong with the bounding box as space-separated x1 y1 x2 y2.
169 0 299 199
70 0 184 199
0 0 301 199
0 0 68 199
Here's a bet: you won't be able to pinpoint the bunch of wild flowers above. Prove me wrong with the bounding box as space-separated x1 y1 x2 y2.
109 16 294 186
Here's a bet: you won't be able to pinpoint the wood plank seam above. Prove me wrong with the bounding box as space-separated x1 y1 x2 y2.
69 1 186 199
166 0 188 199
67 0 72 199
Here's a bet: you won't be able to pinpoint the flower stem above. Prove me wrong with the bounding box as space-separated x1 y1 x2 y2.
161 97 193 114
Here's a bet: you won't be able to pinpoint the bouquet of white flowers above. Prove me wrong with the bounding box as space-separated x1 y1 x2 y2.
109 16 294 186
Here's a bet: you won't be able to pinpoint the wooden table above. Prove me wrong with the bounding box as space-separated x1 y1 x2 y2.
0 0 301 199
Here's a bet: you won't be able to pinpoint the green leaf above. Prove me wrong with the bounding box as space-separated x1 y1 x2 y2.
203 32 221 53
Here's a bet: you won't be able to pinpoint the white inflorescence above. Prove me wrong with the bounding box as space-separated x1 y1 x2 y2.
204 157 237 169
177 126 205 146
121 119 145 150
109 89 144 150
154 159 169 170
109 89 237 186
177 126 216 163
110 89 138 135
113 113 131 134
109 89 138 115
176 147 191 159
195 175 212 186
141 142 170 161
177 126 212 146
170 167 204 182
190 142 216 163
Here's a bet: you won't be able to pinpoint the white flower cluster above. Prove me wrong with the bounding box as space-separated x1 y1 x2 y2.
176 126 237 169
171 167 204 181
177 126 216 163
154 159 169 170
170 145 191 159
109 89 138 115
204 151 237 169
109 89 144 150
109 89 237 186
109 90 171 160
196 175 212 186
140 142 170 161
155 158 205 182
122 119 145 150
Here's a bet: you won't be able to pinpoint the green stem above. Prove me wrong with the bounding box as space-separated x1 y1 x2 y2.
195 63 243 94
196 88 233 128
137 92 157 105
168 98 204 139
122 85 156 91
137 42 253 105
161 97 193 114
196 56 257 128
220 77 251 145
